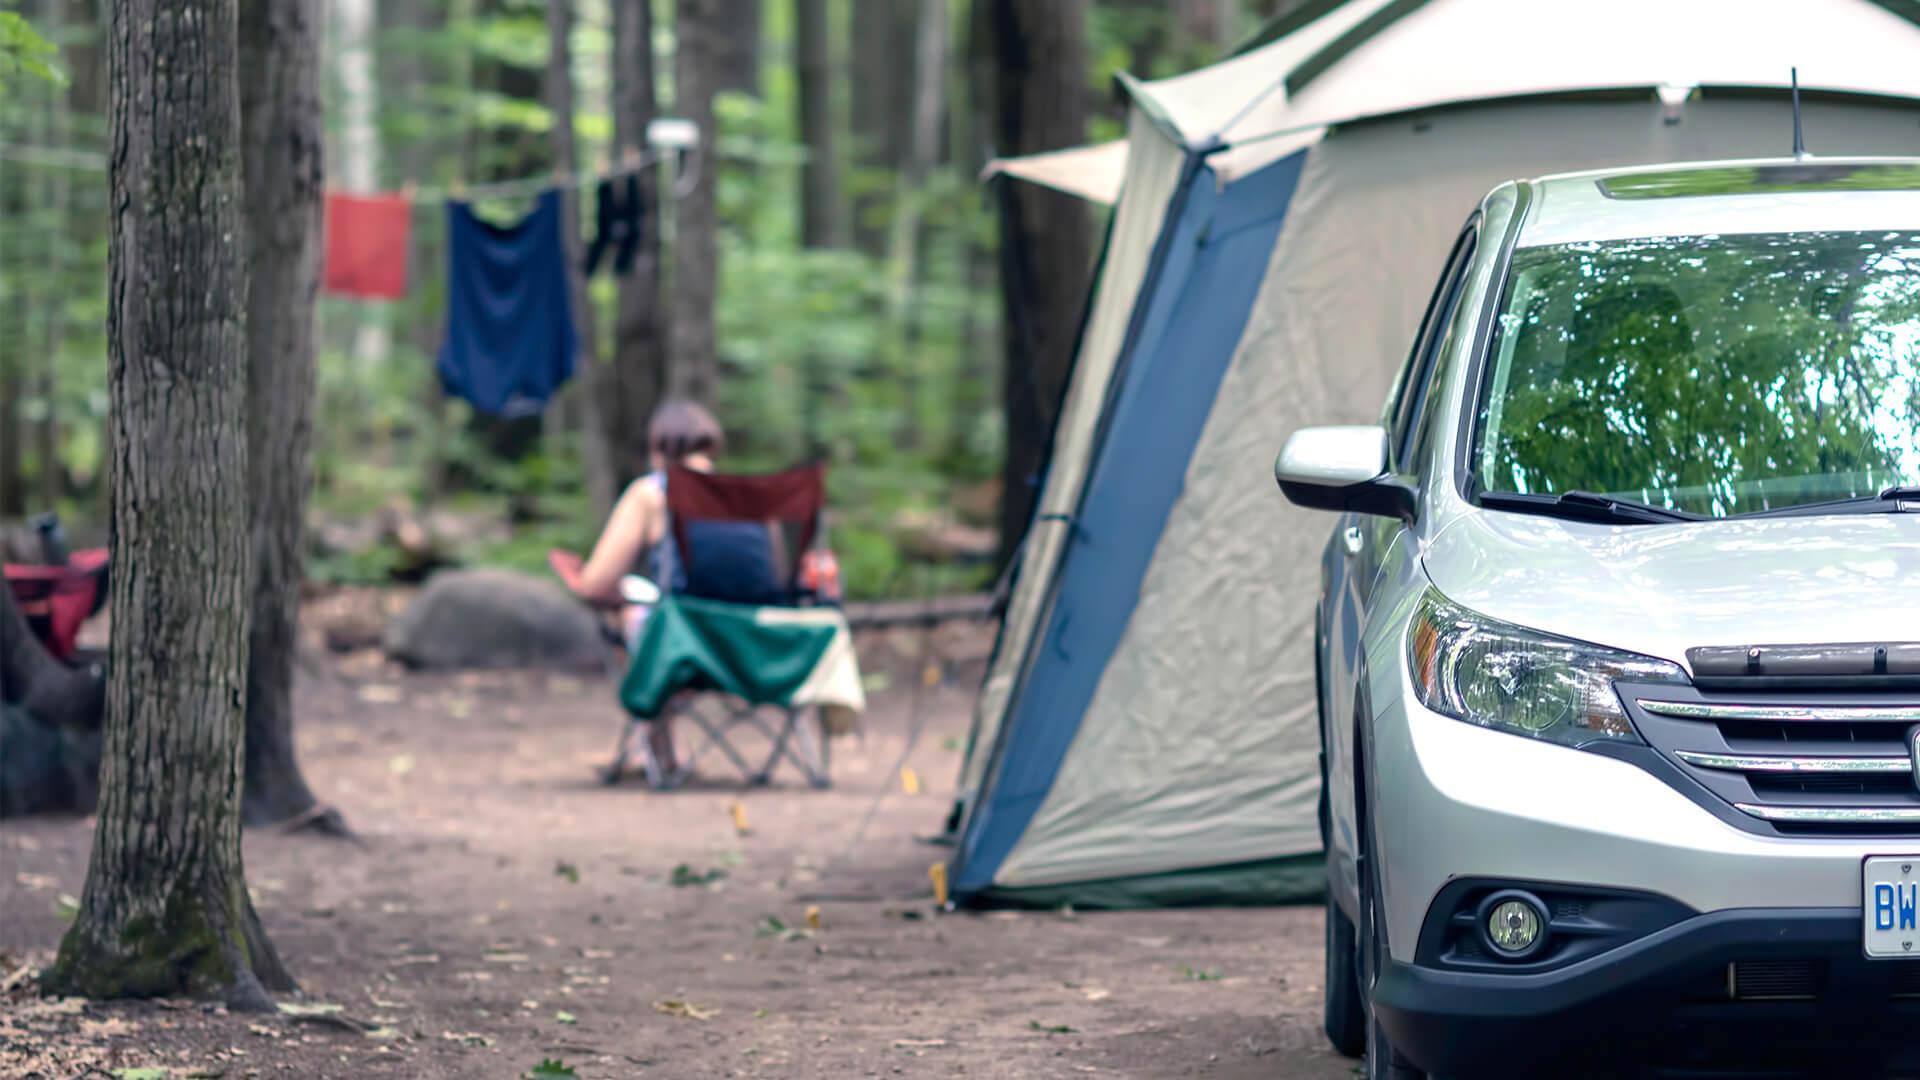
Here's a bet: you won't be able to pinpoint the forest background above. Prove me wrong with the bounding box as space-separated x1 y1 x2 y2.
0 0 1302 600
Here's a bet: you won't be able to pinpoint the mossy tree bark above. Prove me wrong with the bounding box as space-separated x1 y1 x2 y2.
239 0 339 835
44 0 293 1009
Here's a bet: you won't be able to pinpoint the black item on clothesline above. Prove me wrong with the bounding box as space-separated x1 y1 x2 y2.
584 175 644 277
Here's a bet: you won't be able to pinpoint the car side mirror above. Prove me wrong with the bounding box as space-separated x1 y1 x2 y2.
1274 425 1417 523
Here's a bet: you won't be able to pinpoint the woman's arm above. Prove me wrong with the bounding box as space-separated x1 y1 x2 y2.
574 478 666 601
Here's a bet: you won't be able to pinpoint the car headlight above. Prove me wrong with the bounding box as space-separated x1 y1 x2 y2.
1406 589 1686 748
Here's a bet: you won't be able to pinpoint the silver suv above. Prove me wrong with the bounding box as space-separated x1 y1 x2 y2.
1279 158 1920 1079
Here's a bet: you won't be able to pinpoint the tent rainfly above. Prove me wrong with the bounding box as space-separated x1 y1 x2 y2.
951 0 1920 908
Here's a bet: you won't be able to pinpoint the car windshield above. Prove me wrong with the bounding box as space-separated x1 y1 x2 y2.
1474 230 1920 517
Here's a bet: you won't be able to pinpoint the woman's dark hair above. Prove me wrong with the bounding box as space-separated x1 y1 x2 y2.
648 399 725 462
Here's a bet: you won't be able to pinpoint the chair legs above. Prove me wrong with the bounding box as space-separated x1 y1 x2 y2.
603 699 830 790
599 717 636 786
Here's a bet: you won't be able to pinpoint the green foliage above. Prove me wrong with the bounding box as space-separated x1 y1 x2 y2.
5 0 1012 603
0 12 63 91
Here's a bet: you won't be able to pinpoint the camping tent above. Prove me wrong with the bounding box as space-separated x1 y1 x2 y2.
951 0 1920 907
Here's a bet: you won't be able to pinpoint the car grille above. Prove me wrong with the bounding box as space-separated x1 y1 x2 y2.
1625 691 1920 835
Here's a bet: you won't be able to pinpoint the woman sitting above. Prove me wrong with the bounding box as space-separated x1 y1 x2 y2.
552 400 724 778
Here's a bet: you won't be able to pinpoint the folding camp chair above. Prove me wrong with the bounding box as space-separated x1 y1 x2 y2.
606 462 843 790
4 548 108 663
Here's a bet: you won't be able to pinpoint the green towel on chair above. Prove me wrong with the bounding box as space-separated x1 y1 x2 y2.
619 595 866 729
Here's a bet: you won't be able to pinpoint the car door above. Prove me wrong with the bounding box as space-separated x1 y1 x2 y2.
1322 218 1480 909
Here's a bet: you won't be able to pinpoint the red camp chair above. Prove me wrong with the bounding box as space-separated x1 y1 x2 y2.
610 463 840 790
4 548 109 662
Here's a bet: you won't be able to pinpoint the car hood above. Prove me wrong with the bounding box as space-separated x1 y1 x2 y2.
1421 509 1920 671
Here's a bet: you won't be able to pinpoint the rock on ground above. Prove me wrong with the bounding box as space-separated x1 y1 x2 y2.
383 568 609 673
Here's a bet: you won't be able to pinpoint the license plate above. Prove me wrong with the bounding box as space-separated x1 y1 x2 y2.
1864 856 1920 958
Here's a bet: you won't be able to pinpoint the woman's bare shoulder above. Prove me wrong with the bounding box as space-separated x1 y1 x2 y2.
622 473 666 509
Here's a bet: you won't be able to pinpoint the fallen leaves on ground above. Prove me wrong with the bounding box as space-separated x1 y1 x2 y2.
442 1030 495 1047
653 999 717 1021
754 915 812 942
669 864 726 888
1028 1021 1076 1035
359 683 403 704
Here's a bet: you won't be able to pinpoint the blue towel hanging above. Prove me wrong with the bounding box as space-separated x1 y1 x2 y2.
437 189 579 417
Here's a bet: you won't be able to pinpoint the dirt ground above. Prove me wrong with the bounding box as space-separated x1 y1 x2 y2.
0 615 1355 1080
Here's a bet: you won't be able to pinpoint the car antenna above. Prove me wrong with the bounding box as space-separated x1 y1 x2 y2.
1791 66 1808 159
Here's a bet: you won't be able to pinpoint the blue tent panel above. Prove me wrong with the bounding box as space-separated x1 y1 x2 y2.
955 148 1310 896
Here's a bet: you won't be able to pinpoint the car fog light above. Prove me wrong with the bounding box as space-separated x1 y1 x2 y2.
1487 899 1543 954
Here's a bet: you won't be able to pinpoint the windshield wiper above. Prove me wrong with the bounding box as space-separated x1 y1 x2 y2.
1476 489 1702 526
1737 485 1920 518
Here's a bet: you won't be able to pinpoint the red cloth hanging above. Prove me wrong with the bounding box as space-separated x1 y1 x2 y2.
323 192 412 299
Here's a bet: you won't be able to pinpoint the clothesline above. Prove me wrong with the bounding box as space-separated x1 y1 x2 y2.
0 142 671 205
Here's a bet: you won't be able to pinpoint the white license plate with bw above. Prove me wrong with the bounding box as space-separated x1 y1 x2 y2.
1864 856 1920 958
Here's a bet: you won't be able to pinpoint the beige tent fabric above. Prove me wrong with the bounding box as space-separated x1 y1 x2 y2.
1134 0 1920 181
983 140 1129 206
996 96 1920 889
956 110 1192 805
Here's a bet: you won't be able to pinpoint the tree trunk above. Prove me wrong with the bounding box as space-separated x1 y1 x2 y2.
238 0 337 834
793 0 843 249
1177 0 1239 54
610 0 667 483
331 0 391 379
0 346 21 521
848 0 913 254
886 0 950 449
548 0 618 521
46 0 292 1008
715 0 763 96
378 0 455 503
985 0 1095 569
670 0 724 404
34 0 69 511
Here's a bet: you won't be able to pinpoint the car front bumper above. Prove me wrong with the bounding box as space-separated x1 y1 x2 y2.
1377 692 1913 958
1374 907 1920 1075
1375 687 1920 1072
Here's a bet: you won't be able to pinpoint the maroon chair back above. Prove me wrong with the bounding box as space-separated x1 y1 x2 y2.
664 464 826 603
